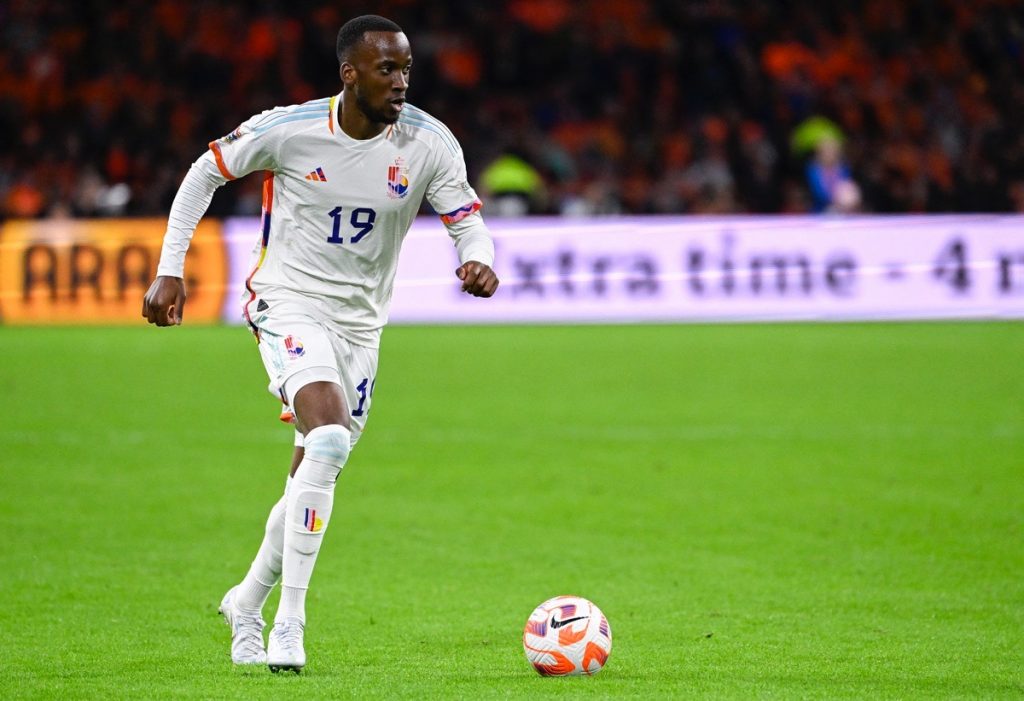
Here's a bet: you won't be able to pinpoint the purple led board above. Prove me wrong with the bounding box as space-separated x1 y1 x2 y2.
222 215 1024 324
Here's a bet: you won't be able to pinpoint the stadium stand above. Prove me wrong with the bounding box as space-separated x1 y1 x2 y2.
1 0 1022 217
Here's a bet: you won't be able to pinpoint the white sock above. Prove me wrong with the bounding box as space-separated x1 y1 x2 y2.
234 476 292 614
276 424 351 624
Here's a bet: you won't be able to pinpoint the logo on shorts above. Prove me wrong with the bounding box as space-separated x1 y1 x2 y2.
284 335 304 358
387 157 410 199
304 508 323 532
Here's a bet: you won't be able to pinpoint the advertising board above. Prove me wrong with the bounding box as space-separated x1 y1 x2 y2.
0 219 226 324
224 215 1024 324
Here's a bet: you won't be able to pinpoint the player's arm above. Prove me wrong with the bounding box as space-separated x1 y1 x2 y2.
427 145 499 298
449 216 499 298
142 151 228 325
143 116 281 326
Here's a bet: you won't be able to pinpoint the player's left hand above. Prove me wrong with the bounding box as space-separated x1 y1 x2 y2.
456 261 499 298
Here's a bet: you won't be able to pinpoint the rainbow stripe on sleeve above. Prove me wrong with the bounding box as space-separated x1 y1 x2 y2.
440 199 482 225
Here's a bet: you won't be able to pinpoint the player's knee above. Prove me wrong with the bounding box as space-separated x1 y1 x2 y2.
303 424 351 472
289 425 349 548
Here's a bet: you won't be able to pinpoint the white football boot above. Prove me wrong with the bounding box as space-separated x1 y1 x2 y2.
218 586 268 665
267 617 306 673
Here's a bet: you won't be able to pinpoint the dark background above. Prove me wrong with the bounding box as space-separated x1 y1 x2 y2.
1 0 1022 219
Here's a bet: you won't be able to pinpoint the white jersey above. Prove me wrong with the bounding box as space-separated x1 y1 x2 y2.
157 93 493 347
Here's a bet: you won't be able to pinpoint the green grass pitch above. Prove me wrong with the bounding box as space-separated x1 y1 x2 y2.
1 322 1021 699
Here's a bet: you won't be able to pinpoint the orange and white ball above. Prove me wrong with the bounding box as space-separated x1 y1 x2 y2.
523 596 612 676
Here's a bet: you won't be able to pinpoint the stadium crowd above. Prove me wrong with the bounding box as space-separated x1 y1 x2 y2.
1 0 1023 218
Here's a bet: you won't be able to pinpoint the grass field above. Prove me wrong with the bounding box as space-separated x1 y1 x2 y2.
1 322 1022 699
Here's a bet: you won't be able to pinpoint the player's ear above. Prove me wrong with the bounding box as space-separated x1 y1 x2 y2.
340 61 356 87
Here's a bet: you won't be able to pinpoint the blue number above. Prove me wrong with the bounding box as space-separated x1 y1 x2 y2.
349 208 376 243
353 377 369 416
325 206 376 244
352 377 376 416
326 206 345 244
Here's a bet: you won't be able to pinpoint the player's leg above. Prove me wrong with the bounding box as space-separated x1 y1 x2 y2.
268 334 377 672
277 377 352 622
218 443 302 666
219 317 339 669
268 374 351 672
289 444 304 475
232 442 304 609
234 409 365 605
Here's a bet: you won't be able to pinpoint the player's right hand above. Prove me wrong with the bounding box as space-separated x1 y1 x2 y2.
142 276 187 326
455 261 499 298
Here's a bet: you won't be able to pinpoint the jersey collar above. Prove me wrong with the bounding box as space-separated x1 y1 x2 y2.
328 92 339 135
329 91 393 150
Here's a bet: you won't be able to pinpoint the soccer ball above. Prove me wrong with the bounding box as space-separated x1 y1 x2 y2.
522 595 612 676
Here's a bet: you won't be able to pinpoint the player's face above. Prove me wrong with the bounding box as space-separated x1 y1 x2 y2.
344 31 412 125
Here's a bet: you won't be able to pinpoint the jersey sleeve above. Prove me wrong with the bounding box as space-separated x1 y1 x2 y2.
155 108 285 277
443 211 495 267
425 144 483 226
155 152 226 277
206 109 285 180
424 143 494 266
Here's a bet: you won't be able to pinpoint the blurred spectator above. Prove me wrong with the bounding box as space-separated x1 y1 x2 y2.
805 136 861 213
479 153 547 216
1 0 1023 218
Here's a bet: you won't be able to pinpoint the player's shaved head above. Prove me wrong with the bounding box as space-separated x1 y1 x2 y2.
336 14 412 135
336 15 403 64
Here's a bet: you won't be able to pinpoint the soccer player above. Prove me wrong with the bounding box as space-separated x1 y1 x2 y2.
142 15 499 672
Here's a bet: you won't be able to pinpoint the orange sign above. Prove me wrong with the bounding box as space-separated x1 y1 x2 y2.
0 219 226 324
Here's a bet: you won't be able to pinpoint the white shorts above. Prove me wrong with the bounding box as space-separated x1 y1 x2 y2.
254 308 379 448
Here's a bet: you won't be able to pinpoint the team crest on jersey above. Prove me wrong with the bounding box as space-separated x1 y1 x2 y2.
387 157 410 199
284 335 304 358
220 127 244 144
